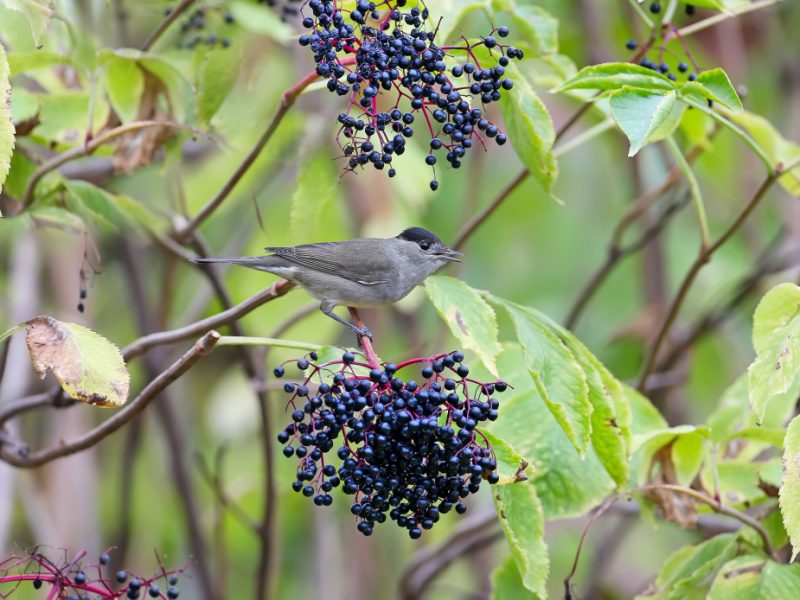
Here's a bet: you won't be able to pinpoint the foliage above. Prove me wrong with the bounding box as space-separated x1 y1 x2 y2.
1 0 799 599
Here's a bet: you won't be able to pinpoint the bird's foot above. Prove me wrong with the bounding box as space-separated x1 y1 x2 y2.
355 326 373 341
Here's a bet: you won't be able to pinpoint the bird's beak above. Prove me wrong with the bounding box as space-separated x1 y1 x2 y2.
440 248 463 262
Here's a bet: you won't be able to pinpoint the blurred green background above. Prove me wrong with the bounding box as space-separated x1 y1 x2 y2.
1 0 799 598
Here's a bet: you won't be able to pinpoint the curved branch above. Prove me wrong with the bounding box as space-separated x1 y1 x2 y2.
141 0 198 51
0 331 220 468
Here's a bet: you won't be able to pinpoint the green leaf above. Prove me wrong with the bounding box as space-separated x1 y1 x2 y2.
424 276 501 376
638 533 738 600
672 430 706 486
290 148 337 239
229 1 293 43
490 554 538 600
1 0 54 47
500 60 557 190
437 1 489 45
708 556 800 600
780 414 800 561
482 346 615 519
10 86 38 123
0 42 14 203
63 180 134 232
23 315 129 407
481 430 529 484
701 461 763 505
32 92 110 145
493 481 548 598
29 205 85 232
554 63 676 93
609 89 685 156
101 52 145 123
493 2 558 56
682 0 725 10
196 48 239 128
727 111 800 196
681 68 743 111
496 299 592 455
747 283 800 424
680 103 714 149
7 49 72 74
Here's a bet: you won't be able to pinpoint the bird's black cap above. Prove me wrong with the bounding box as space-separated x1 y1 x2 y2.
397 227 443 245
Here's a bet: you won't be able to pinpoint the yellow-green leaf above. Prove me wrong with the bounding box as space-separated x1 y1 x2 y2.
780 414 800 561
0 41 14 206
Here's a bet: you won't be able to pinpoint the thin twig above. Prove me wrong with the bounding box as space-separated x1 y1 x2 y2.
677 0 784 38
21 121 203 208
141 0 197 52
637 171 781 391
0 331 220 468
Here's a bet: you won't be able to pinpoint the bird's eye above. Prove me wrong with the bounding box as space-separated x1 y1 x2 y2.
418 241 431 251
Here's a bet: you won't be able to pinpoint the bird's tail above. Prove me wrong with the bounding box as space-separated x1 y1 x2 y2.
191 256 274 272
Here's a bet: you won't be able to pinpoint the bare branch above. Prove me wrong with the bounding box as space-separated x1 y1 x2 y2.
141 0 198 52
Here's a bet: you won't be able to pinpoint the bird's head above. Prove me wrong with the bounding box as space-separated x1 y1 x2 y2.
395 227 462 271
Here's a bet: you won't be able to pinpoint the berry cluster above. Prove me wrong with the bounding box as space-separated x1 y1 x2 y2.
260 0 302 22
171 5 235 49
0 550 184 599
298 0 522 190
274 350 506 538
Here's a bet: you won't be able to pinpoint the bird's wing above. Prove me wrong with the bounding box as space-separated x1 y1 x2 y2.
264 241 391 285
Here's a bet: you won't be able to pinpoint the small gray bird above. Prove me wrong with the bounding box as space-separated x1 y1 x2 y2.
192 227 461 338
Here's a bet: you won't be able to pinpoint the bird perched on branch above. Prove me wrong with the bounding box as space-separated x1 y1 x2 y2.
192 227 461 338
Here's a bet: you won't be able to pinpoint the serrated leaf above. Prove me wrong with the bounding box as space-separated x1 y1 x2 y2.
490 553 538 600
494 3 558 56
500 60 557 190
481 346 615 518
554 63 676 93
23 315 129 407
229 1 293 43
0 42 14 203
637 533 738 600
493 481 548 598
609 89 685 156
683 68 742 111
1 0 54 47
780 414 800 561
424 276 501 376
727 111 800 196
482 430 529 484
196 48 239 127
747 283 800 424
496 299 591 455
101 53 145 124
708 556 800 600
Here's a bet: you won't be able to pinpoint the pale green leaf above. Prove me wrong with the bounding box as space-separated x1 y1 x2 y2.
424 276 501 376
24 315 129 407
1 0 53 47
437 1 489 45
290 148 337 239
609 89 685 156
554 63 676 93
494 2 558 56
7 49 71 74
780 414 800 561
482 430 530 484
727 112 800 196
672 431 706 486
747 283 800 424
32 92 110 145
708 556 800 600
499 60 557 190
638 533 738 600
680 103 714 149
700 461 763 505
0 42 14 200
493 481 548 598
196 48 239 127
29 206 85 232
10 86 38 123
490 553 538 600
101 53 145 123
63 180 134 232
229 1 293 43
681 68 742 111
496 299 592 455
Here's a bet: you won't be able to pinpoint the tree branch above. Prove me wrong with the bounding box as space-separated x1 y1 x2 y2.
140 0 198 52
0 331 220 468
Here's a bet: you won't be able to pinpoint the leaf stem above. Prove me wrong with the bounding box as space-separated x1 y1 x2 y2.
677 0 785 38
683 98 773 171
626 0 654 28
0 323 24 346
553 119 615 158
665 135 709 246
141 0 197 51
216 336 320 352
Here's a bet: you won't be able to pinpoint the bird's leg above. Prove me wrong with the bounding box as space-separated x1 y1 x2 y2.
320 302 373 339
347 307 380 369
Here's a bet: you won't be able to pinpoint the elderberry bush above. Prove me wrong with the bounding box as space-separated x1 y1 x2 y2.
275 350 507 538
298 0 522 190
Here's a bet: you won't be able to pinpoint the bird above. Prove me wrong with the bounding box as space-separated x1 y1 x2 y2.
192 227 462 338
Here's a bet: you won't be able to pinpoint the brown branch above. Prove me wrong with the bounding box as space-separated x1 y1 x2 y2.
20 121 204 208
637 171 780 392
348 307 380 368
141 0 197 52
451 102 594 251
0 331 219 468
122 280 295 360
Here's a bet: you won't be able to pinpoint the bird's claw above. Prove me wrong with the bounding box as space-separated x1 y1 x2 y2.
356 326 373 341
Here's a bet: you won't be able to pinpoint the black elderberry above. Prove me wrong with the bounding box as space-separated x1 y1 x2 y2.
297 358 310 370
677 62 688 73
650 1 661 13
685 4 696 15
75 570 87 585
33 579 42 589
116 571 128 583
273 366 285 377
167 588 180 600
168 576 178 586
626 39 637 50
148 585 161 598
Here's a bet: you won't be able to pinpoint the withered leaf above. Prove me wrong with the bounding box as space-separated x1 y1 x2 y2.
24 316 130 407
